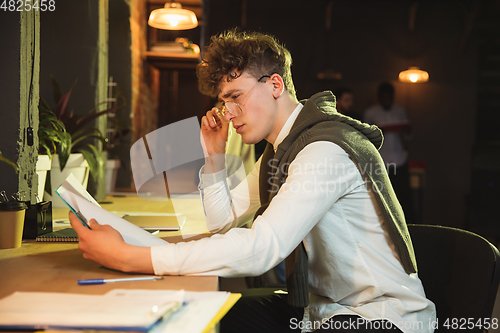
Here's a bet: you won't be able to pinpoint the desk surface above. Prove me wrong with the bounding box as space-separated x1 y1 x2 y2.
0 243 218 300
0 195 218 299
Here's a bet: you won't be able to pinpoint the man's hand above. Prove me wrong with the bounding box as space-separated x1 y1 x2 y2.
69 212 154 274
200 107 229 173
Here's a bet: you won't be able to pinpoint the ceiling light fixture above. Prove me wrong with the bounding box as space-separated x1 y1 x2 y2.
398 66 429 83
148 2 198 30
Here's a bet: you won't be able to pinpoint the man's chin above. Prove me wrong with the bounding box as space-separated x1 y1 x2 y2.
241 135 261 145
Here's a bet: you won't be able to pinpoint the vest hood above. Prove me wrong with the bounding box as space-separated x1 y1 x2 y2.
297 91 384 150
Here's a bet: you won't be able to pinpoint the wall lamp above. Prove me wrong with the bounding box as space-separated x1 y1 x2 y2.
399 66 429 83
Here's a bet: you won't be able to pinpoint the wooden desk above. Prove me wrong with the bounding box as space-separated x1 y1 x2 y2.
0 195 224 333
0 194 217 299
0 243 218 300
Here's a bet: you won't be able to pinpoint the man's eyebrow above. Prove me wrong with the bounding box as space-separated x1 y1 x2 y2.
221 88 240 100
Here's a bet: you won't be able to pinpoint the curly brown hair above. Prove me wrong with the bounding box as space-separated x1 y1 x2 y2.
196 29 296 99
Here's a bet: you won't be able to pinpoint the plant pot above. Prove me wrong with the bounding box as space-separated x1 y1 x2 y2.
45 153 89 208
105 159 120 194
36 155 51 202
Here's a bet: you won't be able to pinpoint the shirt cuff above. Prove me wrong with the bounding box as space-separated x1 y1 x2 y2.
151 244 178 275
198 165 228 188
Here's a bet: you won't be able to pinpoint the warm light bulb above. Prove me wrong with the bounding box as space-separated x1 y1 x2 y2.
399 67 429 83
168 16 179 27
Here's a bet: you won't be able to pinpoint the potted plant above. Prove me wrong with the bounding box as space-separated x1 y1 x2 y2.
37 105 70 201
39 76 123 206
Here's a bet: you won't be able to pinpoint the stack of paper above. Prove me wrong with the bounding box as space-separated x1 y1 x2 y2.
116 289 240 333
0 290 185 331
0 289 240 333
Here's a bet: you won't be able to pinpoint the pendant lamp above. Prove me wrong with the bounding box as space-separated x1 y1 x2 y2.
148 2 198 30
398 66 429 83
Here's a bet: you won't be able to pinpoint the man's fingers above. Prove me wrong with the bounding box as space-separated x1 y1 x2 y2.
220 120 229 140
88 218 99 229
69 212 101 235
69 211 87 231
201 116 212 131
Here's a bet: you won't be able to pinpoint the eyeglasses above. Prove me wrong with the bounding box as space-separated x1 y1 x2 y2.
215 75 270 122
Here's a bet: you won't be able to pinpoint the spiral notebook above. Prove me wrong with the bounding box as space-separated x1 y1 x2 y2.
36 228 78 242
36 228 158 242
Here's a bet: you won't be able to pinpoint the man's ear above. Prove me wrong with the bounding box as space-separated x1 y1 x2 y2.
270 74 285 99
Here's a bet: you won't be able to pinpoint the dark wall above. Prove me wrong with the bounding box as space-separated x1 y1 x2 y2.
38 0 108 200
0 12 23 194
206 0 484 229
109 0 133 189
39 0 101 113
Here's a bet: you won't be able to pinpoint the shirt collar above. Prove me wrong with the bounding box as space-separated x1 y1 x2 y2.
273 103 304 152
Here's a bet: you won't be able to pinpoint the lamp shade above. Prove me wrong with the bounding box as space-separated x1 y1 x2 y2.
148 3 198 30
398 67 429 83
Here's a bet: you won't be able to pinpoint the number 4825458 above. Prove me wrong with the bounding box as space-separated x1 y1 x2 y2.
1 0 56 11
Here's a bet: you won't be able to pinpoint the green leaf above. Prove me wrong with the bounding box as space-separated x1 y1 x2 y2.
75 103 124 129
0 152 18 174
39 142 53 159
72 134 106 149
71 127 106 147
71 126 102 140
57 132 72 170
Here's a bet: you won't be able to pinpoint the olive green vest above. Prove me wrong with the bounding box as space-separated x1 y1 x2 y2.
255 91 417 308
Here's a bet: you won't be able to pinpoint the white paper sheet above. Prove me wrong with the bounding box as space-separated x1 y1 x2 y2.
56 174 168 247
107 289 231 333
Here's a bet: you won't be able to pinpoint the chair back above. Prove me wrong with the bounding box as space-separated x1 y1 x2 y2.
408 224 500 332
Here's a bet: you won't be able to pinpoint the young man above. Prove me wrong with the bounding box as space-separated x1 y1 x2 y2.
70 30 435 332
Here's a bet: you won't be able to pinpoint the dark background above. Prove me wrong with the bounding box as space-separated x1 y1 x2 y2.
199 0 500 236
0 0 498 239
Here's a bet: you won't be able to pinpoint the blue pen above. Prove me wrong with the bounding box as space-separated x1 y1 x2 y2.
78 276 164 285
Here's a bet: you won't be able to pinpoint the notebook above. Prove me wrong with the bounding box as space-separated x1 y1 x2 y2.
36 228 78 242
36 228 159 242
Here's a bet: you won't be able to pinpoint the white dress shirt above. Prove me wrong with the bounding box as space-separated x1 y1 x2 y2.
151 104 436 332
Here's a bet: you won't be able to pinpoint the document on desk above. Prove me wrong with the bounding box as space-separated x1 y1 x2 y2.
0 290 185 331
56 174 168 247
107 289 238 333
0 289 239 333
